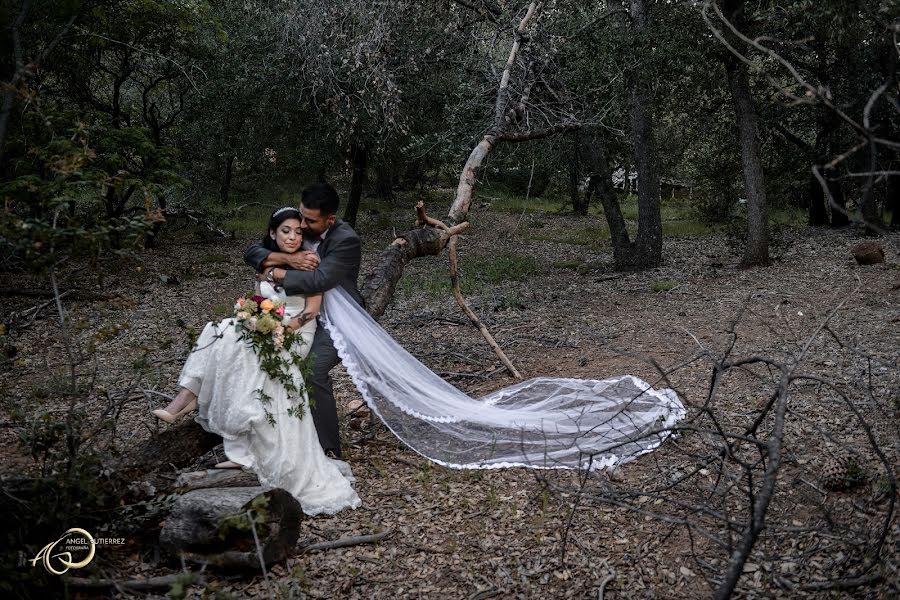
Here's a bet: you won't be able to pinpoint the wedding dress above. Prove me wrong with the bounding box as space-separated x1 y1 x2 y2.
321 286 686 471
177 282 361 516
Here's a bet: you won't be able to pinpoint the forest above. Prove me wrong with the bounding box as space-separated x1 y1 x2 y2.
1 0 899 598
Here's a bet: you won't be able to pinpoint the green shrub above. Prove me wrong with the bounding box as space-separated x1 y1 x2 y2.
652 279 679 293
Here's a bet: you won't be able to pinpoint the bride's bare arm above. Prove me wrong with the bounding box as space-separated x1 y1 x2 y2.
300 293 322 323
260 250 319 278
286 293 322 332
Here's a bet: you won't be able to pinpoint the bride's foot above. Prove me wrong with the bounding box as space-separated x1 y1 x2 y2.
214 460 244 469
151 394 198 424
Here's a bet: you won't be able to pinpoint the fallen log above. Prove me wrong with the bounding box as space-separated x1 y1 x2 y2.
119 419 222 480
63 572 205 592
159 486 302 569
174 468 260 492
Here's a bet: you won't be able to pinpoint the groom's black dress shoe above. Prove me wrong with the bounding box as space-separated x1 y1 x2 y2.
324 449 341 459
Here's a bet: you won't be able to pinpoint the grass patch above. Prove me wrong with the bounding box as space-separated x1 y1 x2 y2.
770 205 808 227
220 203 273 235
400 271 451 300
211 304 232 316
651 279 679 293
472 253 541 283
400 253 543 299
531 225 611 246
479 185 565 214
663 220 717 237
478 189 719 241
552 258 584 270
199 253 228 264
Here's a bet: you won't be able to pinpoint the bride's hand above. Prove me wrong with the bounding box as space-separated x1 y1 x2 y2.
285 251 319 271
283 317 298 333
298 310 319 325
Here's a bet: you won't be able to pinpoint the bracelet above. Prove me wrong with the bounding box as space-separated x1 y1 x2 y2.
266 267 275 283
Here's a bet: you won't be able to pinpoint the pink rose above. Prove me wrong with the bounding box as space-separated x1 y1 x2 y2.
275 306 285 316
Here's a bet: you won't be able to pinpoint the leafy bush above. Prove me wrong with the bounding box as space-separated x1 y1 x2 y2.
0 110 184 271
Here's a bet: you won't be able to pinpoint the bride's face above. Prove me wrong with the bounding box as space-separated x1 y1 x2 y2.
271 218 303 253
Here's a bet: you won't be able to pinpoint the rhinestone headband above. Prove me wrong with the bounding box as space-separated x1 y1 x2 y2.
273 206 298 217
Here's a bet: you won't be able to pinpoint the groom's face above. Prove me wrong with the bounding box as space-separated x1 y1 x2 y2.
299 204 335 239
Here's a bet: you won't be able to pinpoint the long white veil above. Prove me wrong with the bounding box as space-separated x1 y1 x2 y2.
321 287 686 471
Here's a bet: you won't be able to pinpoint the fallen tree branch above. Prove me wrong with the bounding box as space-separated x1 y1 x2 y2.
414 200 520 377
0 288 116 301
800 572 883 591
63 572 205 591
163 207 227 237
448 234 522 379
301 530 393 552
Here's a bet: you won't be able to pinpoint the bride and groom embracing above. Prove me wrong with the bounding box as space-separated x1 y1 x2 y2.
153 182 687 517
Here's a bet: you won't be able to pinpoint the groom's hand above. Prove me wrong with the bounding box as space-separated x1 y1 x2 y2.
285 251 320 271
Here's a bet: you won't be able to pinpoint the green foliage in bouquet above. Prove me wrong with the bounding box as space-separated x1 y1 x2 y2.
233 294 314 423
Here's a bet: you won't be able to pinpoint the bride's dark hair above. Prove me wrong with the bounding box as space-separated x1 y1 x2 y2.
262 207 302 251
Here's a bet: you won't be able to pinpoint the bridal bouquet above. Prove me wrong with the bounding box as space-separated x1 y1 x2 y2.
234 294 288 348
233 293 313 421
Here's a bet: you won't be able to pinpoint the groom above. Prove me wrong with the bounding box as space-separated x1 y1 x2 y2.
243 182 364 459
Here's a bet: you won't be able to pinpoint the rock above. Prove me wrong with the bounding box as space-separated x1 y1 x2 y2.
851 242 885 265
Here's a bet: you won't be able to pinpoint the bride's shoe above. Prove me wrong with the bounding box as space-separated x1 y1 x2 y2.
214 460 244 469
151 398 198 424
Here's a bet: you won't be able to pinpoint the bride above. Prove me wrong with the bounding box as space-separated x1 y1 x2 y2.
152 207 361 516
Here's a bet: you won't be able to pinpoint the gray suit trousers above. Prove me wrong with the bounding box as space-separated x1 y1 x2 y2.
308 321 342 458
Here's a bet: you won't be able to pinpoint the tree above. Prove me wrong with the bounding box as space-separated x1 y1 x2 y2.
703 0 900 236
719 0 770 266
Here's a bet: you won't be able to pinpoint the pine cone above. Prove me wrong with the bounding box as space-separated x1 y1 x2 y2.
819 456 849 490
819 454 866 491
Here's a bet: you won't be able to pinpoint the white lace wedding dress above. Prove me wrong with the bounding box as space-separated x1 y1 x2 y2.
177 283 361 516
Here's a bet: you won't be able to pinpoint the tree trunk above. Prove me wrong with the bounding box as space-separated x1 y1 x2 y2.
807 171 829 226
809 168 846 228
723 0 769 266
220 154 236 206
828 167 850 228
344 143 367 228
159 486 302 568
570 131 588 216
584 136 632 264
888 171 900 230
624 0 662 270
374 163 395 202
807 109 842 226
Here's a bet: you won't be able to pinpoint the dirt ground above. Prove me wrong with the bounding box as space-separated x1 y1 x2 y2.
2 203 899 599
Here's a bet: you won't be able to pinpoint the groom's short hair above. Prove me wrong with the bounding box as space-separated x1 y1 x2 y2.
301 182 340 215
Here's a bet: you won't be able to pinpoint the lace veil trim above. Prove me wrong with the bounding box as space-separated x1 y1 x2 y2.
321 287 686 471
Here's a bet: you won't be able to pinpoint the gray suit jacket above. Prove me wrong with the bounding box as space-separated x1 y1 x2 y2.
243 219 364 307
